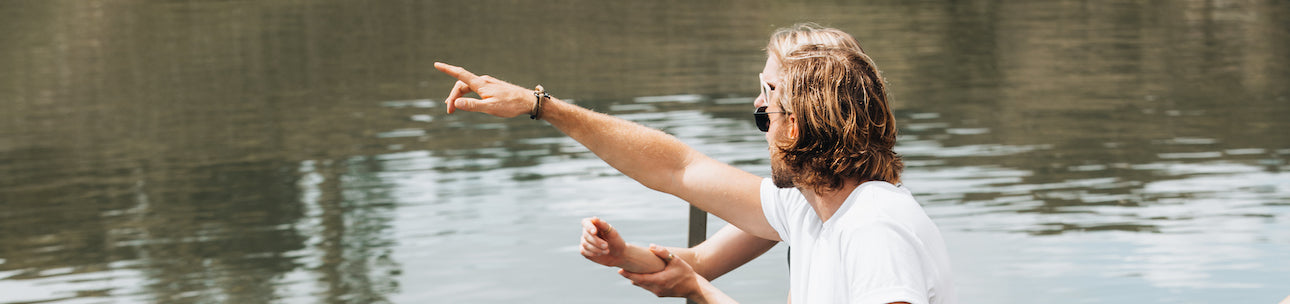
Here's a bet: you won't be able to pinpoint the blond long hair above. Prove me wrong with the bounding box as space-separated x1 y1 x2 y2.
767 24 902 191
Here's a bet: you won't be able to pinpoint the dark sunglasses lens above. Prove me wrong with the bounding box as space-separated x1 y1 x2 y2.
753 106 769 132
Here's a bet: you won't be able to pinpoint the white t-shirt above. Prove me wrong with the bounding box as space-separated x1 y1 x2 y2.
760 178 957 304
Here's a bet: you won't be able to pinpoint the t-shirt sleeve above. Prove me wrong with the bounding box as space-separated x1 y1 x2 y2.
759 178 790 243
842 219 930 304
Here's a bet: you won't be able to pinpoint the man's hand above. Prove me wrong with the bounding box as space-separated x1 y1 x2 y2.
619 245 703 299
580 217 627 267
434 62 535 117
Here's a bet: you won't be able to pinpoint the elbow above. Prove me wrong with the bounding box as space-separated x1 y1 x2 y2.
640 156 694 196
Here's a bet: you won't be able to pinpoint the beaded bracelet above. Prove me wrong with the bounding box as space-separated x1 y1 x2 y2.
530 85 550 120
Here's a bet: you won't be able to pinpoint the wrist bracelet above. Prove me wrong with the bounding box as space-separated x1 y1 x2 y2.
530 85 549 120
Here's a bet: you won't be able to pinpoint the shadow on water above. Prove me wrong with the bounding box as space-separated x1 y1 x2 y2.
1 0 1288 303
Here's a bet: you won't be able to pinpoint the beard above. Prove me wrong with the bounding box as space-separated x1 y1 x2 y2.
770 153 796 189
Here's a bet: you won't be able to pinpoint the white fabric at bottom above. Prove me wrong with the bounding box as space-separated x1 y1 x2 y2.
760 178 956 304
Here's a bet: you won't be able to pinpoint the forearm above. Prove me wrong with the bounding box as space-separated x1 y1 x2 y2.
689 278 739 304
613 244 700 275
668 246 701 274
616 243 668 274
541 98 694 193
690 225 778 280
435 62 769 238
617 243 738 280
541 98 777 241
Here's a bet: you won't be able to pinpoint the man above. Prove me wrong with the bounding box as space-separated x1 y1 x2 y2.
436 24 955 304
578 24 870 299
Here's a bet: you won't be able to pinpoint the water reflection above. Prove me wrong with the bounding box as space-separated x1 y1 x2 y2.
363 97 775 303
0 156 307 303
2 0 1289 303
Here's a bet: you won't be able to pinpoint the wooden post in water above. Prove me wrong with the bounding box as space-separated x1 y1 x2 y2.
686 205 707 304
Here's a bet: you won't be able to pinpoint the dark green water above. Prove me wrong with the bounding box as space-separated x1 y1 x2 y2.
2 1 1288 303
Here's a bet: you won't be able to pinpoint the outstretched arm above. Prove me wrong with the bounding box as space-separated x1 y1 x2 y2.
436 62 777 241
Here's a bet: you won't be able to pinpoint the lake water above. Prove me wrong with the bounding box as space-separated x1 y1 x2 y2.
1 1 1288 303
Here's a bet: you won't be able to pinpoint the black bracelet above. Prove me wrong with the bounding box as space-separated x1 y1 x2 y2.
530 85 549 120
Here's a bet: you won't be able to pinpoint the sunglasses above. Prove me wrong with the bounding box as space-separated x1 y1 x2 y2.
753 73 788 132
753 106 789 132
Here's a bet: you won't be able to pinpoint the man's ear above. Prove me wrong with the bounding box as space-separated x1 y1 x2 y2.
787 115 798 139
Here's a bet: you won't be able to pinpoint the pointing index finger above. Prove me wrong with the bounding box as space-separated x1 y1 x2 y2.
434 62 484 87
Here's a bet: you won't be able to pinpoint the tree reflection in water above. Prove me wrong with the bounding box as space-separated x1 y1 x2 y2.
0 0 1287 303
